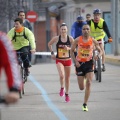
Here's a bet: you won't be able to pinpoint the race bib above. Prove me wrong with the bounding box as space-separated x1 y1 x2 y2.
58 48 69 58
78 48 89 58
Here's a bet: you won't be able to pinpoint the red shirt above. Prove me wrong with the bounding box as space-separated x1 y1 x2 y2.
0 32 22 92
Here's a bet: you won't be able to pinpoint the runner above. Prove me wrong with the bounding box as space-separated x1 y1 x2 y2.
0 31 22 104
70 24 102 111
87 9 112 71
48 23 74 102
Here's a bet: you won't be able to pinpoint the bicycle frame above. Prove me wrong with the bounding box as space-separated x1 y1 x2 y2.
93 49 102 82
17 52 29 98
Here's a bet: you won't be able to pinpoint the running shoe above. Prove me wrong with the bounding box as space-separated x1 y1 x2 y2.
65 94 70 102
59 88 64 97
82 103 88 111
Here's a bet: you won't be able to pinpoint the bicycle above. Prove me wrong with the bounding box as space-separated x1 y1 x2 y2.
93 49 102 82
17 52 29 98
93 40 110 82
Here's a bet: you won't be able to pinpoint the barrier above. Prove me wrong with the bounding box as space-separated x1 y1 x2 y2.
31 52 56 64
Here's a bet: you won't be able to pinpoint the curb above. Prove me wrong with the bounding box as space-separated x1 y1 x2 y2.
105 55 120 66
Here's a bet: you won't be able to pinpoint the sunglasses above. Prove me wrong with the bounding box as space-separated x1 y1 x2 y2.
82 28 90 30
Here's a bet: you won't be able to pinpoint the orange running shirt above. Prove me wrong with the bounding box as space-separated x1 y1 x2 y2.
76 36 93 62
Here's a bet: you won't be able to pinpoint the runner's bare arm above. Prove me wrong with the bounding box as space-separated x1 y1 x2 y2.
70 38 78 63
48 36 59 53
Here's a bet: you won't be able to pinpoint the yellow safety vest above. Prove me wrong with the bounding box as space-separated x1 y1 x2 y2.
90 18 106 40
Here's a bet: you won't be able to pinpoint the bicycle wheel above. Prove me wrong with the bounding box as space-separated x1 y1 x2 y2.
21 67 25 95
95 70 98 81
94 60 98 81
97 58 102 82
23 69 27 84
19 66 25 98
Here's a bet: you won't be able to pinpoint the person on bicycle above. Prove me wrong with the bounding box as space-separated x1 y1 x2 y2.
71 15 87 39
71 15 87 57
87 9 112 71
86 13 91 22
18 10 33 64
18 11 32 31
0 31 22 104
70 24 102 111
7 18 36 76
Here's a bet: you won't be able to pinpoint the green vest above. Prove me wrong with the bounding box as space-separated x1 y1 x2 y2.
90 18 106 40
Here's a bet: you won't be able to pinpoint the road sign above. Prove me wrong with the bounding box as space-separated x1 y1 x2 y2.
26 11 38 22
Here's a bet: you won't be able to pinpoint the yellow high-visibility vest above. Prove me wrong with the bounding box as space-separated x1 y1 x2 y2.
90 18 106 40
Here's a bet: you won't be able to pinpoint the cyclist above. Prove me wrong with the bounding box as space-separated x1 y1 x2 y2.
18 11 32 31
87 9 112 71
18 10 33 63
7 18 36 76
0 31 22 104
86 13 91 22
71 15 87 57
48 23 74 102
70 24 102 111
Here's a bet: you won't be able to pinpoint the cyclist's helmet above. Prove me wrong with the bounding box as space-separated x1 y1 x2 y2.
93 9 101 14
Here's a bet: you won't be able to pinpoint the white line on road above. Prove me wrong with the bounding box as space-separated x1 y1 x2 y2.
29 75 68 120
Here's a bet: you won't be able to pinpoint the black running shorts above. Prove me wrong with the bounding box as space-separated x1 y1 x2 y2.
75 60 94 76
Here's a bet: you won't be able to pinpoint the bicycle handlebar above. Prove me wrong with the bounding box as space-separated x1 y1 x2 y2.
104 41 108 44
104 38 113 44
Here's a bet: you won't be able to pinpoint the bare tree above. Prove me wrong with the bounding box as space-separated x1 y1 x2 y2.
0 0 22 32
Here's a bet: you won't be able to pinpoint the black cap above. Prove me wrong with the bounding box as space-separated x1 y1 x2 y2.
77 15 84 20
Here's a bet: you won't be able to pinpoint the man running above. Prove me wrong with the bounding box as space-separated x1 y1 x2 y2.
70 24 102 111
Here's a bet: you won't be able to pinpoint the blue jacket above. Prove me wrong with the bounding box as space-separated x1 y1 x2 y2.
71 21 87 39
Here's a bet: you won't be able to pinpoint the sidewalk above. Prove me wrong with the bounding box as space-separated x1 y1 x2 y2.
31 53 120 66
105 54 120 66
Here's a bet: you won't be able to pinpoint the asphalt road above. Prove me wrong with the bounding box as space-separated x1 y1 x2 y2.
0 62 120 120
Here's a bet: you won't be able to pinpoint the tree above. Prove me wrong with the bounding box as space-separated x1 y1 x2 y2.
0 0 22 32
